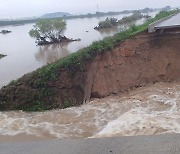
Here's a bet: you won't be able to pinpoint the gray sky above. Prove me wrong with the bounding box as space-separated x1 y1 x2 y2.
0 0 180 19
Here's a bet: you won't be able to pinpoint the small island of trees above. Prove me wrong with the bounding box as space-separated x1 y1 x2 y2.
94 18 118 30
118 11 150 24
94 11 150 30
29 19 80 45
0 30 11 34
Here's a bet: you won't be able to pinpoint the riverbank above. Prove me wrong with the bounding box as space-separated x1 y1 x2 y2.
0 10 178 111
0 134 180 154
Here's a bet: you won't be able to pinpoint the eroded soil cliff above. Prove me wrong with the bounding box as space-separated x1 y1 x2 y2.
90 32 180 98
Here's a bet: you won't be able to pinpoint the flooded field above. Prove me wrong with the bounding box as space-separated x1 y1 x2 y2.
0 12 157 88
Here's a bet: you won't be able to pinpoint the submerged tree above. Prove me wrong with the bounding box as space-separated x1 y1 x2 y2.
29 19 69 45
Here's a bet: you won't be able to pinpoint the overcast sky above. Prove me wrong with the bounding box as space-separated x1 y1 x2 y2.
0 0 180 19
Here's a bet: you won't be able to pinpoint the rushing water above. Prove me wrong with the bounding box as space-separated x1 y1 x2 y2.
0 12 158 88
0 12 162 141
0 82 180 140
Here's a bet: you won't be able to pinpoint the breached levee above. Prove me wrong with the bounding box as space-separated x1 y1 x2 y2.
0 11 180 111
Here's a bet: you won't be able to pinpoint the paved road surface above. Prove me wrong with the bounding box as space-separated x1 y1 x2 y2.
155 13 180 28
1 134 180 154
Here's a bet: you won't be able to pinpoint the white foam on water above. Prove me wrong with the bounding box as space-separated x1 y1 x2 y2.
0 82 180 139
93 107 180 138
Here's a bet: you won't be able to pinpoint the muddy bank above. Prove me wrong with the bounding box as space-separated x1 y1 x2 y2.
1 32 180 110
90 32 180 98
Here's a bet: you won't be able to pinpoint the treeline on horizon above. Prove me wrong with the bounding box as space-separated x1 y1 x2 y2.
0 6 172 26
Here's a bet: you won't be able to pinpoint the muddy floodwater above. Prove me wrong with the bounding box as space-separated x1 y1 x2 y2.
0 82 180 141
0 12 162 142
0 12 157 88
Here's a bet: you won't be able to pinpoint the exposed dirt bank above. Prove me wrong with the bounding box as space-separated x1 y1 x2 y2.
90 32 180 98
1 32 180 110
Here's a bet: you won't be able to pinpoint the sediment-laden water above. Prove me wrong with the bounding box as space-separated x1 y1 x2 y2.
0 82 180 140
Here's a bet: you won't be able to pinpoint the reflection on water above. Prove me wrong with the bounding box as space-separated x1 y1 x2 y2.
97 26 121 36
35 43 70 64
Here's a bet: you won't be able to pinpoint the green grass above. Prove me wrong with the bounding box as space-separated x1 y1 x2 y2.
1 10 179 112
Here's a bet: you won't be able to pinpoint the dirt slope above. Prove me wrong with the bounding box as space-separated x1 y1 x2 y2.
89 32 180 98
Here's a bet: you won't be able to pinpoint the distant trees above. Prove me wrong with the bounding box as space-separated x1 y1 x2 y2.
29 19 69 45
118 12 146 24
94 18 118 30
162 6 171 11
141 8 154 13
94 11 150 30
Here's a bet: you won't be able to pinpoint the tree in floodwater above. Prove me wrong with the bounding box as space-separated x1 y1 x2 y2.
94 17 118 30
29 19 70 45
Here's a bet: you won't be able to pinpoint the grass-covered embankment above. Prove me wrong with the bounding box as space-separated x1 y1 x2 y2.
0 10 178 111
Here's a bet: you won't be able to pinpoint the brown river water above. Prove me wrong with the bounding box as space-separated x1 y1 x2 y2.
0 12 166 141
0 82 180 140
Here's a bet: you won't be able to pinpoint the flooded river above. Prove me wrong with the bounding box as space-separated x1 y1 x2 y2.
0 82 180 140
0 12 157 88
0 12 165 141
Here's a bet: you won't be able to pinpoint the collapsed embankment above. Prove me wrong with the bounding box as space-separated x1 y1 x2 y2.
90 32 180 97
0 31 180 111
